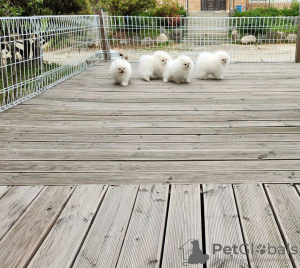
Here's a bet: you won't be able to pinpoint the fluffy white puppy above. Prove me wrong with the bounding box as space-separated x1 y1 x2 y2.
110 58 132 86
139 51 172 81
196 51 230 80
163 55 194 84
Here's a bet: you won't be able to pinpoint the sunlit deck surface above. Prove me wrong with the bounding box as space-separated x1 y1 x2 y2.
0 63 300 184
0 63 300 267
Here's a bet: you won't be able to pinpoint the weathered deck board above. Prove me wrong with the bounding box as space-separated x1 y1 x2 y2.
203 184 248 268
0 133 299 142
0 186 43 240
73 185 138 268
0 186 74 268
0 63 299 185
1 160 300 172
265 184 300 267
0 186 11 199
0 184 298 267
28 185 105 268
234 184 293 268
1 171 299 185
117 185 169 268
161 185 202 268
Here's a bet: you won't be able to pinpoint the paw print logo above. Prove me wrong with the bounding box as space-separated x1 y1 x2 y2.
256 244 266 254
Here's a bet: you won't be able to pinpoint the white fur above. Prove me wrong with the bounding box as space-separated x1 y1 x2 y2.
139 51 172 81
196 51 230 80
110 58 132 86
163 55 194 84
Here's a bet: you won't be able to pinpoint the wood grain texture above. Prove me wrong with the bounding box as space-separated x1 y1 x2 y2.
162 185 202 268
0 186 44 240
0 63 299 185
1 160 300 173
265 184 300 267
28 185 105 268
0 171 299 185
234 184 293 268
117 185 169 268
0 186 11 199
0 186 74 268
73 185 138 268
203 184 248 268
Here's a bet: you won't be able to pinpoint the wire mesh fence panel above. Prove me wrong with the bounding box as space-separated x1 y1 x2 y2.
0 15 101 112
0 15 298 111
101 15 298 63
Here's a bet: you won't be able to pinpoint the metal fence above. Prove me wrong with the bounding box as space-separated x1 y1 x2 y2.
0 15 299 111
102 15 298 63
0 15 101 112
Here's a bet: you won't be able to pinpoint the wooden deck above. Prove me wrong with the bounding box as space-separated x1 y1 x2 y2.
0 63 300 184
0 63 300 267
0 184 300 267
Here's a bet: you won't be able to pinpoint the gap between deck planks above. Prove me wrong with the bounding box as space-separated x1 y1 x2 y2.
0 184 299 268
0 63 299 185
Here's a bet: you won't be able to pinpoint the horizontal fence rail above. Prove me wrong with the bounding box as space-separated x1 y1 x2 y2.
101 15 298 63
0 15 299 111
0 15 101 112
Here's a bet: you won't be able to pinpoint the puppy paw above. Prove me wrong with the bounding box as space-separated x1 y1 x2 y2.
121 83 128 86
163 78 168 83
143 77 150 82
186 79 190 83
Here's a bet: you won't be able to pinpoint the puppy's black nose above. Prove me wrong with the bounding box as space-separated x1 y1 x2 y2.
120 70 124 73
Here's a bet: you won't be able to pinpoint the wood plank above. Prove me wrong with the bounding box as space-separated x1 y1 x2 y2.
0 186 74 268
1 171 299 185
2 141 300 151
1 126 299 135
265 184 300 267
1 110 300 121
203 184 248 268
234 184 293 268
162 185 203 267
14 101 300 111
28 185 105 268
0 186 44 240
3 120 300 128
0 133 299 143
0 186 11 199
1 160 300 173
73 185 138 268
0 148 298 161
117 185 169 268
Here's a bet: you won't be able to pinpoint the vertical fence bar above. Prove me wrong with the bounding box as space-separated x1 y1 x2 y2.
296 13 300 63
97 10 111 61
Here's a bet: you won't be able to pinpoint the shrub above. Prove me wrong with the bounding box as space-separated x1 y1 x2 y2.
153 0 185 17
233 1 299 17
98 0 157 16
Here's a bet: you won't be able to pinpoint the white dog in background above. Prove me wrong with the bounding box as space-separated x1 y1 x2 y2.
196 51 230 80
110 58 132 86
139 51 172 81
163 55 194 84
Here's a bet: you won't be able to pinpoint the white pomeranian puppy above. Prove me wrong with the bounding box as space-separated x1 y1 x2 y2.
163 55 194 84
196 51 230 80
110 58 132 86
139 51 172 81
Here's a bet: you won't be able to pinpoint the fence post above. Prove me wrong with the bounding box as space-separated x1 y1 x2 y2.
97 10 111 61
296 11 300 62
